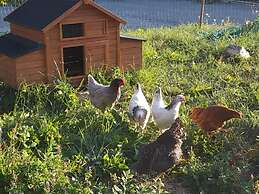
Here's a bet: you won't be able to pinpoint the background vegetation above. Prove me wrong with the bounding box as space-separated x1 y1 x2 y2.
0 23 258 193
0 0 25 6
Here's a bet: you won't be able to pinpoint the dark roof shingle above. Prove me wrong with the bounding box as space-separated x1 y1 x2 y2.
0 33 44 58
5 0 80 30
120 34 146 41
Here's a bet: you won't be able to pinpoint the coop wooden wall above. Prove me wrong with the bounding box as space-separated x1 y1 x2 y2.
120 38 142 70
44 3 120 81
0 54 17 87
10 24 44 42
61 4 119 67
15 50 46 84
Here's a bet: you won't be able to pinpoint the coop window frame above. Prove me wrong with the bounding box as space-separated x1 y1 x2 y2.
61 22 85 39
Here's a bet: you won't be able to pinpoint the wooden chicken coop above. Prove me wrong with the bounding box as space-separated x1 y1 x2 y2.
0 0 145 87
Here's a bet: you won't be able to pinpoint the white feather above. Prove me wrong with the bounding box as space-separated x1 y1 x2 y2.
239 47 250 59
128 83 151 129
151 88 184 130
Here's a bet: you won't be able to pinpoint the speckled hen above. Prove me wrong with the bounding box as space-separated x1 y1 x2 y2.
131 118 186 174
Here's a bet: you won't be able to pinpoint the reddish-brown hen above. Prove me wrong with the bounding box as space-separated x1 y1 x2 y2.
189 105 242 134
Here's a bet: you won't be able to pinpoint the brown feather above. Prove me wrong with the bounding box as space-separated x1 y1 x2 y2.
189 105 242 133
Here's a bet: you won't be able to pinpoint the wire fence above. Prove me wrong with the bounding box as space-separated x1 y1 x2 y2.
96 0 258 29
0 5 13 32
0 0 258 33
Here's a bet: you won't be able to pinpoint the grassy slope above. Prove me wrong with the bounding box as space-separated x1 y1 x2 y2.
0 24 258 193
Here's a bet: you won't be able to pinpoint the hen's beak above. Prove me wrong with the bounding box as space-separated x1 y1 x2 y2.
155 87 161 95
122 78 126 86
136 83 141 90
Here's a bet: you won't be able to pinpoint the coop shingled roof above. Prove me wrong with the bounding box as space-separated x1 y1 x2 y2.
120 34 146 41
0 33 44 58
4 0 126 31
4 0 80 30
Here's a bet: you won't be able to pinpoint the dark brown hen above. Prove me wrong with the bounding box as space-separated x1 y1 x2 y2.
189 105 242 134
131 118 186 174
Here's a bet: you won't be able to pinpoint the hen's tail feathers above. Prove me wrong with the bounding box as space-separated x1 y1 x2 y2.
88 74 97 85
132 106 148 124
227 109 242 120
211 105 242 120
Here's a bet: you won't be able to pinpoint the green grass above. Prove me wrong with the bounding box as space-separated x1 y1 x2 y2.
0 23 258 193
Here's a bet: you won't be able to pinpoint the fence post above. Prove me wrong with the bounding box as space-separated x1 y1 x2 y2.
199 0 206 28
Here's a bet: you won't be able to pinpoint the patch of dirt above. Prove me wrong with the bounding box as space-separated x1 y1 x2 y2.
164 179 194 194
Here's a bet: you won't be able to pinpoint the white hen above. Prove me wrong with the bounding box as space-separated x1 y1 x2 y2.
151 88 185 130
128 83 151 129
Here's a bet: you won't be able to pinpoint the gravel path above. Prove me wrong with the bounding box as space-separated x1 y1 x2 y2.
0 0 258 32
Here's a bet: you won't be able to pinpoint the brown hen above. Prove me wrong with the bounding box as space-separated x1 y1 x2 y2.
189 105 242 134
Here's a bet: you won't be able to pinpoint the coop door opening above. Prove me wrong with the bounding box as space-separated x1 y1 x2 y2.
63 46 84 77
